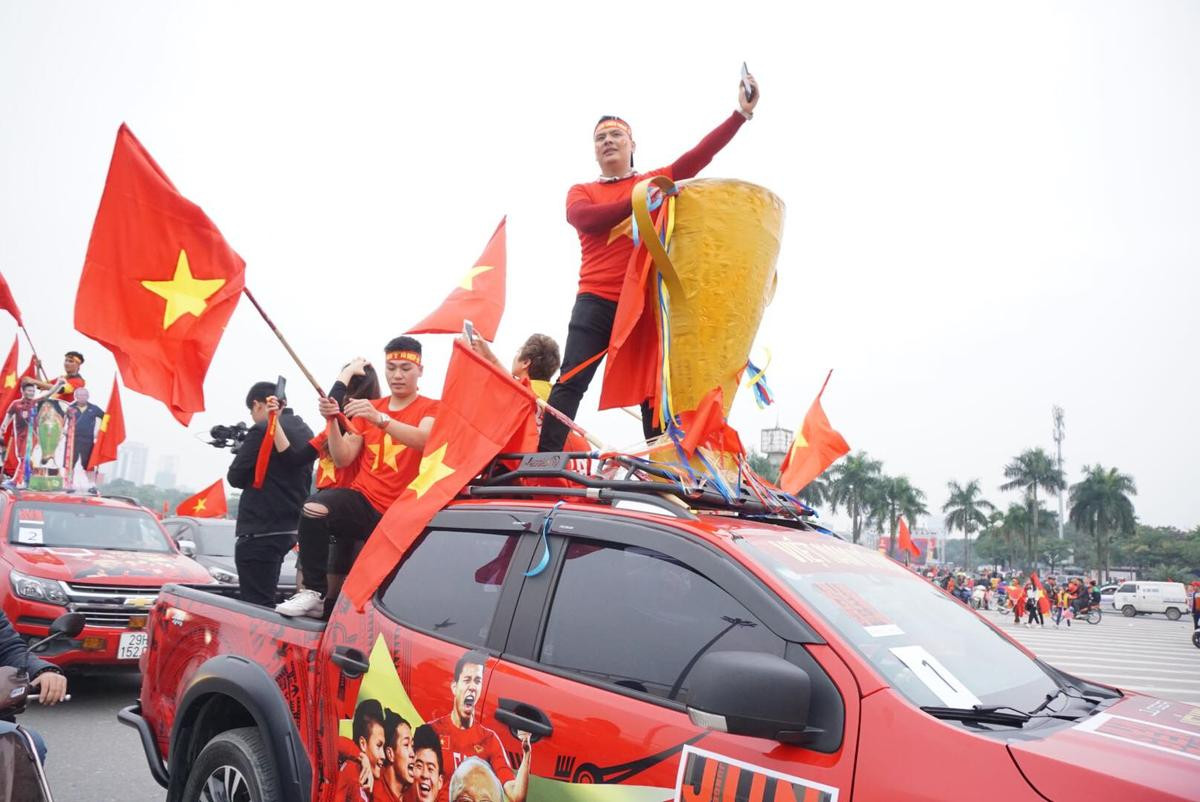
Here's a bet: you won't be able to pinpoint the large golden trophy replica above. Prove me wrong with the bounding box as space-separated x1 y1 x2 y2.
628 175 784 476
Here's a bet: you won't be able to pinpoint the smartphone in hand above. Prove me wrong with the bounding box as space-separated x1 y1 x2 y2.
463 319 478 344
274 374 287 402
741 62 755 102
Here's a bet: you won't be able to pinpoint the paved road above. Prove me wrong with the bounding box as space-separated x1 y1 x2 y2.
1001 607 1200 704
21 670 164 802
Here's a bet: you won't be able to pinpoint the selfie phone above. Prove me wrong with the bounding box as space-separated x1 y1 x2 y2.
741 62 755 102
274 375 287 402
463 319 478 344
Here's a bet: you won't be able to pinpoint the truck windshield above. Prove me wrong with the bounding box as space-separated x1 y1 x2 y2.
747 533 1061 713
9 502 172 553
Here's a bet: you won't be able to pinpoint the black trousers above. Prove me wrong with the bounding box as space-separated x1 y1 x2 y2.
235 533 296 607
296 487 381 594
539 293 660 452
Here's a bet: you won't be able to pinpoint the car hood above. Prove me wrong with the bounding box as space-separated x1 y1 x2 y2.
1008 695 1200 801
5 546 214 585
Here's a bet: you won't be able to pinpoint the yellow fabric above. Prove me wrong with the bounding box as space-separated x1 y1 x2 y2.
530 379 551 401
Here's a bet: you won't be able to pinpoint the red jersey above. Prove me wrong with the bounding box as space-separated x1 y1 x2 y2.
51 375 84 402
350 396 439 513
310 431 358 490
427 715 514 802
372 777 403 802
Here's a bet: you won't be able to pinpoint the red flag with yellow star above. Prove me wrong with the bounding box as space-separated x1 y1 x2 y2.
87 376 126 470
344 338 538 609
0 272 22 327
897 516 920 559
778 370 850 494
74 124 245 425
0 337 20 416
406 218 506 341
176 479 228 518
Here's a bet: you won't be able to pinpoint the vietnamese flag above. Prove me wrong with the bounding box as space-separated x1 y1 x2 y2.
0 272 22 326
176 479 228 518
344 339 539 610
0 338 19 416
407 218 506 341
778 371 850 494
75 124 245 425
87 377 126 470
897 516 921 559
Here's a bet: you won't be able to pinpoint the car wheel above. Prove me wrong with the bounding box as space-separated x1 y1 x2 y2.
181 727 280 802
1122 605 1136 617
1166 607 1181 621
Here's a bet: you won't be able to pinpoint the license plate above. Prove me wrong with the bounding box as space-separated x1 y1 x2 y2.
117 631 148 660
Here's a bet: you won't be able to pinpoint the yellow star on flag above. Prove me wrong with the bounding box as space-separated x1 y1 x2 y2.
318 456 337 483
192 498 207 512
367 434 406 472
2 372 14 390
98 413 111 433
141 249 227 330
407 443 456 499
607 217 633 245
457 264 494 291
792 430 809 450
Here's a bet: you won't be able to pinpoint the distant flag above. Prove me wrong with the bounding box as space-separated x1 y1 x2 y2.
75 124 245 425
87 377 126 470
407 218 506 341
778 371 850 494
0 271 23 326
176 479 228 518
0 338 19 415
897 516 921 560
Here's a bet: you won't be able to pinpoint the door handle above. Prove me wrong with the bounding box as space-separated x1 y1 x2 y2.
331 646 369 679
494 698 553 742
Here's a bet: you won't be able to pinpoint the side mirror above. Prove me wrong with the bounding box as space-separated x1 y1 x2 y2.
50 612 86 639
686 651 820 745
178 539 197 557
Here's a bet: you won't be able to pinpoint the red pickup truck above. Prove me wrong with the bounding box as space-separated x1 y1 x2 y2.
0 487 214 668
121 455 1200 802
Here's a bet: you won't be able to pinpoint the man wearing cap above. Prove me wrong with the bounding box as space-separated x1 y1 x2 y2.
277 336 438 618
538 74 761 452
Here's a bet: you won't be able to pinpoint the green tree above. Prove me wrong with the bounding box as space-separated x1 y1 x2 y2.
873 476 927 557
747 452 779 484
795 476 830 509
942 479 995 570
1069 464 1136 581
1000 448 1066 568
999 503 1031 569
827 451 883 544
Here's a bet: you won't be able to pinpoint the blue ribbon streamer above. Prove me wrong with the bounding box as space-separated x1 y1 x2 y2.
525 500 565 577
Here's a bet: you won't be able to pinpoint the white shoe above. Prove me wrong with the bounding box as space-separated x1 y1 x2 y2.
275 589 324 618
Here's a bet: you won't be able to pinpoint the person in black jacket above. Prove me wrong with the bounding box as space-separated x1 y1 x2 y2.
0 609 67 764
227 381 315 606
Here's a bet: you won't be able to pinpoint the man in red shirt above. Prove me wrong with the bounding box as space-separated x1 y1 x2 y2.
428 650 529 802
538 74 761 451
277 336 438 618
28 351 86 403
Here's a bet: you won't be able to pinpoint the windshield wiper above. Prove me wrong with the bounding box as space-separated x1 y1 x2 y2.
920 705 1030 727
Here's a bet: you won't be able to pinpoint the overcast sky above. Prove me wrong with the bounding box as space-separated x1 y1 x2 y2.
2 1 1196 530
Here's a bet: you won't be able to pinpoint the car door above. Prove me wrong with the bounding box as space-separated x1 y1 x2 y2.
315 507 543 802
479 510 859 802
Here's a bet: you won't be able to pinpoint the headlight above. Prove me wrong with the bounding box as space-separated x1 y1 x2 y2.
10 570 70 606
208 565 238 584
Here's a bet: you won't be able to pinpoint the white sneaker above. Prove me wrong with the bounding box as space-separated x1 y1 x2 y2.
275 589 324 618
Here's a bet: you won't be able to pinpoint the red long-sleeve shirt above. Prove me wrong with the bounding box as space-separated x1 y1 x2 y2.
565 111 748 301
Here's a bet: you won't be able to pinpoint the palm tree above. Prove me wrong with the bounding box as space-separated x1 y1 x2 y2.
796 475 830 509
1069 465 1136 581
1000 503 1030 569
1000 448 1066 568
827 452 883 544
875 476 927 557
942 479 995 571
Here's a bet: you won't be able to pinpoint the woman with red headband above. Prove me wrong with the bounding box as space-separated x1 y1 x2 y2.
538 73 761 452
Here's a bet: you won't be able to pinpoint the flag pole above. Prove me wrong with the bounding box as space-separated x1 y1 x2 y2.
18 325 47 380
241 287 326 398
536 398 610 451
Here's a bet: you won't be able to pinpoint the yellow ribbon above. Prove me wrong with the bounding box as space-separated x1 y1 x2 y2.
743 348 772 388
631 176 686 301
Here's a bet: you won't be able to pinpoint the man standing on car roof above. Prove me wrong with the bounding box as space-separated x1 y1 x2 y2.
226 381 315 606
537 73 761 452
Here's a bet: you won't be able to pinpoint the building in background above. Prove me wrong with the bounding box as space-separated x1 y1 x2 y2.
760 425 791 470
154 454 179 489
115 441 149 486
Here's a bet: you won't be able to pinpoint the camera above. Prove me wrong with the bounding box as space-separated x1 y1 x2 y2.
209 422 250 452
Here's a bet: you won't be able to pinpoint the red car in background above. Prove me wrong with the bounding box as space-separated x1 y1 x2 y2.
0 487 213 669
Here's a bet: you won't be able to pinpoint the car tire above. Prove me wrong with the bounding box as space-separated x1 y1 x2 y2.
181 727 280 802
1122 605 1136 618
1166 608 1181 621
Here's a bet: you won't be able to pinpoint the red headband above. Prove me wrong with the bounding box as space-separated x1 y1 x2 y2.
595 118 632 137
386 350 421 366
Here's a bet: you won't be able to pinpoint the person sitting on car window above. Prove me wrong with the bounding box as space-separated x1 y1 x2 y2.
0 609 67 764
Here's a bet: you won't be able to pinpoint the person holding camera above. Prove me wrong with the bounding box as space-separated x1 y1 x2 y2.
226 381 315 606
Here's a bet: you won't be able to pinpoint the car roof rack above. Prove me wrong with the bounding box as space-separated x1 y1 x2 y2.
466 451 820 529
100 494 142 506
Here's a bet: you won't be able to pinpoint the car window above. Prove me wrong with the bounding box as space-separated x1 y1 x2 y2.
8 502 171 552
538 540 785 704
193 523 236 557
377 530 520 647
1117 583 1135 593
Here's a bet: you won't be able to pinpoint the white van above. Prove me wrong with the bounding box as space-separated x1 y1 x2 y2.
1111 581 1189 619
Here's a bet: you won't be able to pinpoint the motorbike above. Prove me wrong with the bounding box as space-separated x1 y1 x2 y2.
1192 623 1199 650
0 611 84 802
